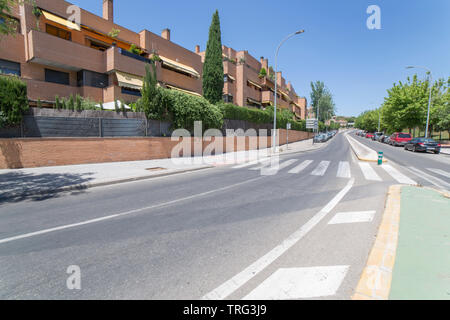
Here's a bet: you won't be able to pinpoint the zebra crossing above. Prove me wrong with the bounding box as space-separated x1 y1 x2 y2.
232 158 424 185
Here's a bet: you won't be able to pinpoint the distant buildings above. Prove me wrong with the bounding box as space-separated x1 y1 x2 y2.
0 0 307 119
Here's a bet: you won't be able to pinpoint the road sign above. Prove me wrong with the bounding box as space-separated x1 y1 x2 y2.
287 123 291 130
306 119 318 130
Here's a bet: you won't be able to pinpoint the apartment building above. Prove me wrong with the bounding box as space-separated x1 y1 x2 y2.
198 45 307 120
0 0 203 106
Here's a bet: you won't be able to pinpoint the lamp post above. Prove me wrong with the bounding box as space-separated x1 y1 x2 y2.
406 66 433 138
272 30 305 153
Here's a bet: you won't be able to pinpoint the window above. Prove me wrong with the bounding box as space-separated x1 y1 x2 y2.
398 133 411 138
0 15 20 33
46 24 71 41
223 94 233 103
224 75 228 83
121 87 141 97
45 69 70 85
77 70 108 88
0 59 21 76
89 40 109 52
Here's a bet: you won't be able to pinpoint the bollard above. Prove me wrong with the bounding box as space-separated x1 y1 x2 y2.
378 151 383 165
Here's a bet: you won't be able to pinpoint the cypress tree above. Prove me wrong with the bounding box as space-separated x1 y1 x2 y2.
202 10 224 104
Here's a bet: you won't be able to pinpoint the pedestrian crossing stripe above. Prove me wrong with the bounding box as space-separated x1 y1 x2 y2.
231 159 441 186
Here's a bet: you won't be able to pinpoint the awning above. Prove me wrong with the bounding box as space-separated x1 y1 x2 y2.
166 84 202 97
42 10 81 31
247 79 262 89
280 91 290 100
116 71 143 90
160 56 200 79
227 74 235 81
247 97 262 106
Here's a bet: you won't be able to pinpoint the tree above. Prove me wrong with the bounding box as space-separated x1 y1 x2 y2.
310 81 336 122
381 75 448 135
136 63 167 120
0 0 20 37
202 10 224 104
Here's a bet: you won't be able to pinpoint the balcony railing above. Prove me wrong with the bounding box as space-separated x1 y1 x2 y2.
118 48 153 64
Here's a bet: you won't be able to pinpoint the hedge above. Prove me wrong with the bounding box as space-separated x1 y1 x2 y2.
0 75 28 128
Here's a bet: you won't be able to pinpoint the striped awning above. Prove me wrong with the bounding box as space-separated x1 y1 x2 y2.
247 97 262 106
42 10 81 31
166 84 202 97
116 71 143 90
227 74 236 81
247 79 262 89
160 56 200 79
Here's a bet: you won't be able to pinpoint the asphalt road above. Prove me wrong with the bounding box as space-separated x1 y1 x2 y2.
350 132 450 191
0 131 447 300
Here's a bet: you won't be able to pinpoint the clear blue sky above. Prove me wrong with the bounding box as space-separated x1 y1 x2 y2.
71 0 450 117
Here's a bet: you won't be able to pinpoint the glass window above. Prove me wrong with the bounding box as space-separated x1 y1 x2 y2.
45 68 70 85
77 70 108 88
121 87 141 97
46 24 71 41
399 133 411 138
0 59 21 76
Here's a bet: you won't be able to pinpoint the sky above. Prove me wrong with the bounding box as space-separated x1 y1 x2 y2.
70 0 450 117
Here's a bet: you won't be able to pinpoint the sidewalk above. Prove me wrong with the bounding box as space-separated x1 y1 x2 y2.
0 137 325 202
353 185 450 300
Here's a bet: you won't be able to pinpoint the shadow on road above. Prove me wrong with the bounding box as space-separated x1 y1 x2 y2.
0 171 95 204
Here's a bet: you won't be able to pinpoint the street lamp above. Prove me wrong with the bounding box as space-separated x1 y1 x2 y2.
272 30 305 153
406 66 433 138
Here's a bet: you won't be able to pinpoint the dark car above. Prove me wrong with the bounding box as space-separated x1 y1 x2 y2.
373 132 384 141
404 138 441 154
389 132 412 146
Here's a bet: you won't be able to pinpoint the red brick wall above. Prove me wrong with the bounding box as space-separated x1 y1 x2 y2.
0 130 313 169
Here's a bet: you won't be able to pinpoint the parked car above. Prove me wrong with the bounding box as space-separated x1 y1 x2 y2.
389 133 412 146
384 136 391 144
365 133 374 139
404 138 441 154
373 132 384 141
314 134 326 143
379 135 389 143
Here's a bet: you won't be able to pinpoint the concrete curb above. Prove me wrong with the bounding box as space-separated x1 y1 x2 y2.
345 134 388 163
352 185 402 300
3 166 214 200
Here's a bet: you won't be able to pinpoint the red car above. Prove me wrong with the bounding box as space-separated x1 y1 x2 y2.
389 132 412 146
365 133 374 139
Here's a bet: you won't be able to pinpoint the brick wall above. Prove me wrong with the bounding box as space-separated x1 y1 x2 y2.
0 129 313 169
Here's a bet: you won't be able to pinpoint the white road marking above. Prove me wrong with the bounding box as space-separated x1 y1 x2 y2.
233 158 271 169
242 266 349 300
336 161 351 179
381 164 417 185
202 178 355 300
255 159 297 173
328 211 376 225
311 161 331 176
358 162 382 181
0 176 265 245
288 160 313 174
408 166 450 190
427 168 450 179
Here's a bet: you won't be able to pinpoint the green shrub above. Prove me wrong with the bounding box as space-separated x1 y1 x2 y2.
0 75 28 128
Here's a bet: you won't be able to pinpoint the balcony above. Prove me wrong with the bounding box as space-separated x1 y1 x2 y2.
27 30 105 73
105 47 152 77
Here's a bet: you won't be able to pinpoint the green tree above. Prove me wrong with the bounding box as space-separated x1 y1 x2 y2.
0 0 20 37
310 81 336 122
0 75 28 127
202 10 224 104
136 63 168 120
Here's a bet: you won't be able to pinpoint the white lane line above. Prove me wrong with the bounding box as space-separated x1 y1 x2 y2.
328 211 376 225
254 159 297 172
0 176 265 245
358 162 382 181
202 178 355 300
242 266 350 300
233 158 271 169
408 166 450 190
336 161 351 179
288 160 313 174
427 168 450 179
310 161 331 176
381 164 417 185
